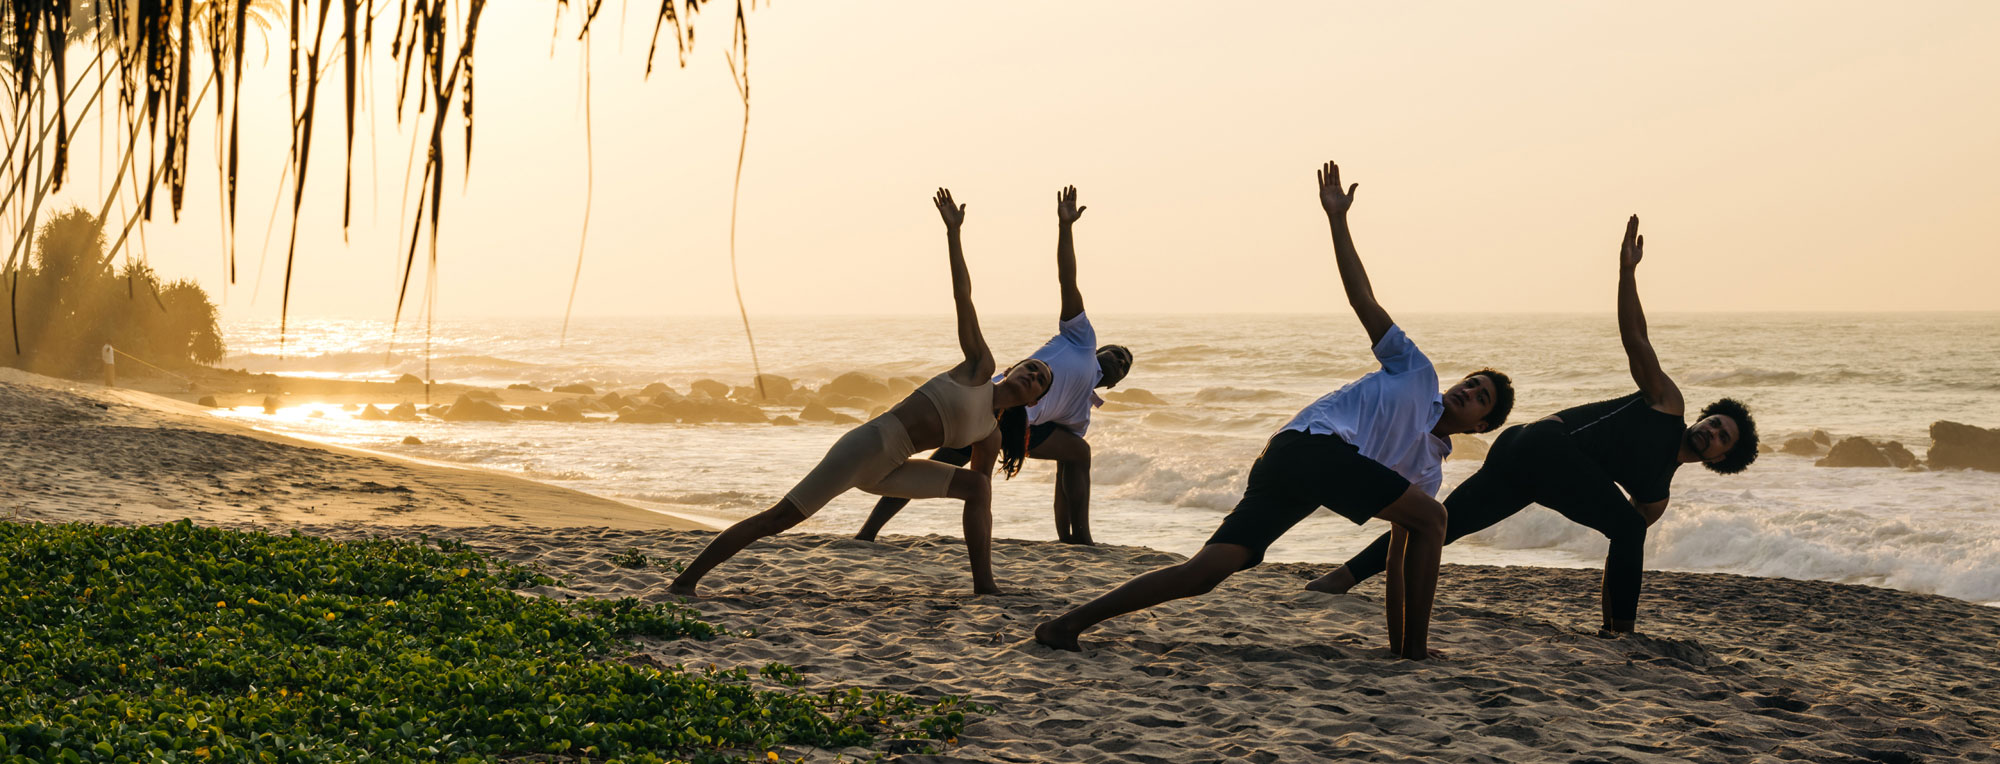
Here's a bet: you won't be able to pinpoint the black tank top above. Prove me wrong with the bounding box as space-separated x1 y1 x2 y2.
1556 392 1685 503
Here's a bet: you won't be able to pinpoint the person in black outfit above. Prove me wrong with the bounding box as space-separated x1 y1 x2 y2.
1306 215 1760 635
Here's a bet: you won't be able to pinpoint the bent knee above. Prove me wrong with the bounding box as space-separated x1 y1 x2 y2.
1399 497 1448 541
947 469 991 501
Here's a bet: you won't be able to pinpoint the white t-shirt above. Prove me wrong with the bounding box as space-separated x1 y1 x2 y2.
102 344 115 364
1279 324 1452 496
1013 311 1104 436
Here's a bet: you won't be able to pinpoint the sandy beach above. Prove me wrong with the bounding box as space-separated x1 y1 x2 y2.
5 370 1997 762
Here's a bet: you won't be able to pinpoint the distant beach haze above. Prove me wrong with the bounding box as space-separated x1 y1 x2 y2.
23 2 2000 322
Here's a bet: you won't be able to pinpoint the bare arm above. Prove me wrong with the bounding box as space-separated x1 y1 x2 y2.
1318 161 1393 346
1617 215 1684 414
1055 186 1086 321
936 189 996 380
968 429 1001 477
1635 498 1667 528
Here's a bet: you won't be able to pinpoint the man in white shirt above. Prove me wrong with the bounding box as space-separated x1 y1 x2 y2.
857 186 1133 545
1035 162 1514 661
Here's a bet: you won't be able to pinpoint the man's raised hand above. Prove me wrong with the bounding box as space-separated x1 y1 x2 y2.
1318 160 1359 216
1057 185 1087 225
1621 215 1644 270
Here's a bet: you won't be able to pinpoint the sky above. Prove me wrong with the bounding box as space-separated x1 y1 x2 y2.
28 1 2000 321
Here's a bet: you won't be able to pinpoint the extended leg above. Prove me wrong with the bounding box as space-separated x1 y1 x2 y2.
854 446 971 541
668 499 809 597
1033 543 1252 651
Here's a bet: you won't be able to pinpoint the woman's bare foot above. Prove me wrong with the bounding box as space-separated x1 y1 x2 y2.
1034 620 1082 652
666 582 699 598
975 583 1003 596
1303 566 1357 595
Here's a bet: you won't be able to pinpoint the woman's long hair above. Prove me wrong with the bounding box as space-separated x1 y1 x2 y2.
998 405 1030 479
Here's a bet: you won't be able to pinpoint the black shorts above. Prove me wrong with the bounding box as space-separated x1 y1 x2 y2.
933 422 1072 463
1205 429 1412 569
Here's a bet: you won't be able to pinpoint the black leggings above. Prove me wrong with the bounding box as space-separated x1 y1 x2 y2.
1340 420 1650 622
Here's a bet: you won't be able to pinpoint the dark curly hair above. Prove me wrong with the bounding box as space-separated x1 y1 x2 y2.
1465 369 1515 433
1699 397 1759 474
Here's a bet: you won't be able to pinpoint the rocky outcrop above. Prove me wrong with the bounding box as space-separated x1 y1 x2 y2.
196 396 218 407
1928 421 2000 472
1780 436 1824 456
553 383 595 395
395 373 425 386
401 435 423 445
640 382 674 397
440 394 513 422
358 404 389 421
388 402 420 421
507 383 541 391
801 402 859 425
826 372 892 402
689 379 732 399
753 374 794 398
1816 437 1892 468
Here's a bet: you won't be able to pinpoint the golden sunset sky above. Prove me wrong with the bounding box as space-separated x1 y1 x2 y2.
34 1 2000 319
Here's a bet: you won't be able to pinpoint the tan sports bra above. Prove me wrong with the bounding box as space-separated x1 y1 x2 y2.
914 371 997 448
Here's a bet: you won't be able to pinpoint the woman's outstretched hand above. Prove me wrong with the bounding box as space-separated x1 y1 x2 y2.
935 188 967 230
1057 185 1086 225
1620 214 1644 270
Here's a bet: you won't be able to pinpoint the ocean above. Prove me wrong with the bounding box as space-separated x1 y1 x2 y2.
213 312 2000 606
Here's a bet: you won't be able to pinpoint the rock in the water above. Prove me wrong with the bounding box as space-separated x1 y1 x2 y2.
617 404 676 424
546 400 587 423
1780 436 1823 456
753 374 795 398
508 383 540 391
396 373 425 386
1927 421 2000 472
1810 429 1832 446
886 376 919 399
196 395 218 407
1816 437 1891 468
689 379 732 399
463 389 502 402
341 403 359 412
1880 441 1918 469
800 402 842 423
826 371 892 402
401 435 423 445
1448 434 1490 461
389 402 420 421
771 415 799 426
640 382 673 397
1105 388 1167 405
440 394 514 422
262 396 281 415
553 383 595 395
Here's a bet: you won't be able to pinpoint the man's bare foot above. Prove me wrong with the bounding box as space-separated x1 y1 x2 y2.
854 532 877 542
974 584 1004 596
1034 621 1081 652
666 582 699 598
1303 566 1357 595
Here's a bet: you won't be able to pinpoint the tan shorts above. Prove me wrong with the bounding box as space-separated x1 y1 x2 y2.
783 414 962 518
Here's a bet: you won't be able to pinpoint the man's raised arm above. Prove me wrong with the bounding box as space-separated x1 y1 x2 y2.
1056 185 1087 321
1319 161 1393 346
1616 215 1683 414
